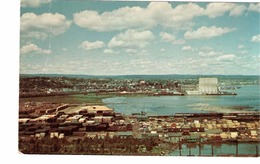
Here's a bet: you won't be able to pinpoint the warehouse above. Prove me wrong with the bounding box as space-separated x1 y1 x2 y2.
80 106 114 114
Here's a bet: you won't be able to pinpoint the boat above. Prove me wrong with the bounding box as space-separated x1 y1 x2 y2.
132 111 147 116
206 92 237 96
153 92 185 96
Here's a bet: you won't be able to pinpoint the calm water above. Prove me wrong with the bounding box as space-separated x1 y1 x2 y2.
168 143 260 156
102 85 260 115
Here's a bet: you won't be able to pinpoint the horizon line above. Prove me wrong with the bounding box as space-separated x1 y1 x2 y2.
19 73 260 76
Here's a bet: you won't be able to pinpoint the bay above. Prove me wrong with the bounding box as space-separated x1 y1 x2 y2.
102 85 260 115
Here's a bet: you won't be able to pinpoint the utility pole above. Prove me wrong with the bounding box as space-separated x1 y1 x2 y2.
211 144 214 157
188 146 191 156
179 137 182 156
256 145 259 157
103 141 105 155
236 141 238 156
199 137 201 156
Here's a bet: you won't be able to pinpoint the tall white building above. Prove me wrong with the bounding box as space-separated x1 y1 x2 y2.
198 77 219 94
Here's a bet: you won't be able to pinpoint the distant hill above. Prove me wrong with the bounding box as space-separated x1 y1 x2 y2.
20 74 260 81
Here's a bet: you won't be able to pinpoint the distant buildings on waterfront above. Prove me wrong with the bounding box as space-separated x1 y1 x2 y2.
198 78 218 94
181 77 236 95
19 76 245 97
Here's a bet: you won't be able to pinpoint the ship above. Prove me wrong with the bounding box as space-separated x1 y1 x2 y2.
206 92 237 96
220 86 241 90
153 92 185 96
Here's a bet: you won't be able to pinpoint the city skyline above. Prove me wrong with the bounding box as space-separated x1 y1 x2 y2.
20 0 260 75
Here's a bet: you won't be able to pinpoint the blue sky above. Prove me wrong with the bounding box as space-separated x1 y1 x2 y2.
20 0 260 75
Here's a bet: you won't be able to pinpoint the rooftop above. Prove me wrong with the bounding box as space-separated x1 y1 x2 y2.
81 106 113 111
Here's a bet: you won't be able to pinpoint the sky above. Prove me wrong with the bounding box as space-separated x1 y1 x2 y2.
20 0 260 75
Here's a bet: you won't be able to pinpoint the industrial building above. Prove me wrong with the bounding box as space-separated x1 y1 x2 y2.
180 84 198 95
198 78 219 95
180 78 219 95
80 106 114 114
179 77 235 95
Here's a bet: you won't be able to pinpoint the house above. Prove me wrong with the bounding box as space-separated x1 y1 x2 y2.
167 133 182 143
142 133 159 139
114 132 133 139
35 128 49 138
58 126 77 136
50 132 59 138
182 136 199 143
97 123 109 131
230 132 238 139
32 115 56 122
85 124 98 132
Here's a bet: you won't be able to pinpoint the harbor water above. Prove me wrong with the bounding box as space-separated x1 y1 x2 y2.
102 85 260 115
168 143 260 157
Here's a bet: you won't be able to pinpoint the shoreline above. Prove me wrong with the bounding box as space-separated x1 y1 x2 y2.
20 92 259 114
194 105 257 113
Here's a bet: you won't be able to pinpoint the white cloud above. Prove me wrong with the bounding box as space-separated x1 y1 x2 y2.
172 3 204 19
108 29 154 49
204 3 247 18
205 3 235 18
104 49 119 55
21 0 52 8
238 44 245 49
125 49 138 54
164 3 204 29
200 46 213 51
199 50 221 57
248 3 260 13
217 54 235 62
74 2 205 32
229 4 247 16
21 12 71 39
74 6 155 32
239 50 248 54
184 26 236 40
160 48 165 52
173 39 186 45
160 32 186 45
160 32 176 42
251 34 260 42
125 49 150 56
73 2 249 32
20 43 52 55
79 41 104 50
181 46 193 51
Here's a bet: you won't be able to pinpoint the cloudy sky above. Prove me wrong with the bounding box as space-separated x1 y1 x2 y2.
20 0 260 75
